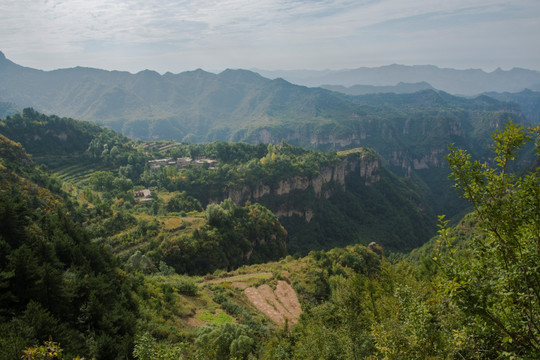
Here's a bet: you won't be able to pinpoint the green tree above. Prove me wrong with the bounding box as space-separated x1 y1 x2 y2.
195 323 255 360
112 176 133 193
133 332 186 360
166 191 202 213
437 122 540 358
88 171 115 192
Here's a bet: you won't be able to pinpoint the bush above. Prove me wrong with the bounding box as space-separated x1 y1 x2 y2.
172 278 198 296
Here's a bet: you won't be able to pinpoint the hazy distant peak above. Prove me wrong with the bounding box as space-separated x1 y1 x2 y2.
219 68 268 84
186 68 212 75
164 68 214 79
474 94 502 104
255 64 540 95
0 51 25 71
322 81 434 96
136 69 161 78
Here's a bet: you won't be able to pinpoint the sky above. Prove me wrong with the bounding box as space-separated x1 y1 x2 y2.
1 0 539 74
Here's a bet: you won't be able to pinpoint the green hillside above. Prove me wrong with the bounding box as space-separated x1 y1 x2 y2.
485 89 540 123
0 121 538 359
0 133 138 359
0 110 435 255
2 53 533 223
0 101 19 119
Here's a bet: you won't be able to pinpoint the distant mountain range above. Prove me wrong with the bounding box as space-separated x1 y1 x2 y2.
483 89 540 123
254 65 540 95
2 50 539 216
0 50 533 144
321 82 434 95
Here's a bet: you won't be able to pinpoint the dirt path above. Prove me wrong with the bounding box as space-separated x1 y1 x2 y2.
206 272 273 284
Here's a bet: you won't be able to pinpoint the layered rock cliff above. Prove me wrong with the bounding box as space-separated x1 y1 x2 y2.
227 149 380 221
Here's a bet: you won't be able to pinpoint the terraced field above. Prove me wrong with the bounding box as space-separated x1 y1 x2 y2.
244 280 302 325
33 155 110 184
54 163 104 183
204 272 302 325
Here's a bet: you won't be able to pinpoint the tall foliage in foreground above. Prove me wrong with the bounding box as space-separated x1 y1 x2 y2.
437 122 539 358
0 134 137 360
261 123 539 359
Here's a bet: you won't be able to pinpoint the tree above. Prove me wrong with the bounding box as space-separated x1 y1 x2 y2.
195 323 255 360
437 122 540 358
166 192 202 213
22 339 65 360
88 171 114 192
132 332 186 360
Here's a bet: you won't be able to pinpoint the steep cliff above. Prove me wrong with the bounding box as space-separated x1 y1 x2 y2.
0 109 437 255
224 148 431 254
228 149 379 207
227 148 380 225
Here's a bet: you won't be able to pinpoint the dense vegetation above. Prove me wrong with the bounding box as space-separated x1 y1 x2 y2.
0 101 18 119
0 110 435 255
485 89 540 123
2 53 535 222
0 106 537 359
258 122 539 360
0 134 137 359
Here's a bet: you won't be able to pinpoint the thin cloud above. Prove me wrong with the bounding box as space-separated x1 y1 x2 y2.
0 0 539 72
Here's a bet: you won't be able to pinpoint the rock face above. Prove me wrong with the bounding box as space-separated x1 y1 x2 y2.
229 152 379 202
228 184 271 204
227 151 380 222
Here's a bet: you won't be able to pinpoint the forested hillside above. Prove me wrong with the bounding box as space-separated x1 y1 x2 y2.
0 133 137 359
1 52 533 220
0 110 434 256
0 55 538 359
485 89 540 123
0 101 19 119
0 116 537 359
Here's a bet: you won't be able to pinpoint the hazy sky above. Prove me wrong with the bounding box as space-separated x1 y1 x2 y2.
1 0 539 73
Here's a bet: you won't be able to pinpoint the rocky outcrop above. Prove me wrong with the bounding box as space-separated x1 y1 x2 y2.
275 176 310 196
227 151 380 221
412 148 446 170
229 183 271 204
389 147 448 176
274 208 315 222
254 128 361 150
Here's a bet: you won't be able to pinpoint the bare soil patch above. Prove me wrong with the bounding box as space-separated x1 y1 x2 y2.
244 287 285 325
244 280 302 326
275 280 302 319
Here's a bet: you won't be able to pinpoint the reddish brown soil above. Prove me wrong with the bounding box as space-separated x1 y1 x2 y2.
274 281 302 320
244 280 302 326
244 287 286 325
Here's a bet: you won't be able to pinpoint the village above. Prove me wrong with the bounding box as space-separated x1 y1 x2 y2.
147 156 217 172
134 156 218 202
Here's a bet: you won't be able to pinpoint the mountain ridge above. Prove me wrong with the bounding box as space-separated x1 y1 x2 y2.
0 109 436 254
0 52 533 219
253 64 540 95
